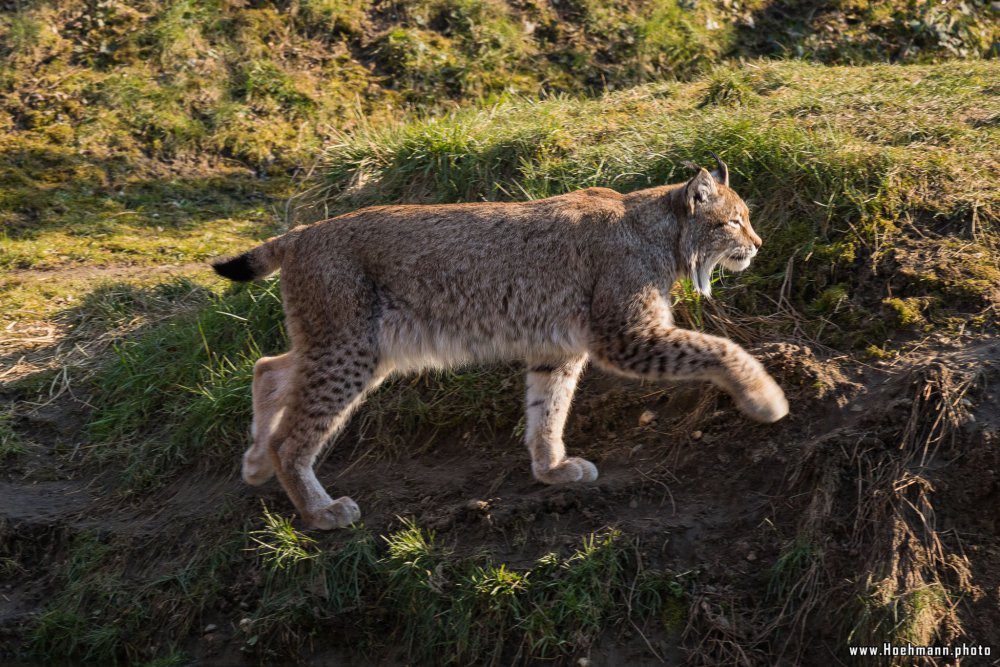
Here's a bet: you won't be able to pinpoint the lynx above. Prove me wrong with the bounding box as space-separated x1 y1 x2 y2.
213 154 788 530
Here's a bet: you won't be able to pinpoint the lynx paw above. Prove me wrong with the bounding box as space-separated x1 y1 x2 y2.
532 457 599 484
242 448 275 486
306 496 361 530
737 375 789 423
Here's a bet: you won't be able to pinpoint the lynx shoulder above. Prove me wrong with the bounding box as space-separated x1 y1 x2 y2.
214 154 788 530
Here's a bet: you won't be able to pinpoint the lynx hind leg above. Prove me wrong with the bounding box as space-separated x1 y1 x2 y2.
244 353 296 486
525 355 597 485
267 338 389 530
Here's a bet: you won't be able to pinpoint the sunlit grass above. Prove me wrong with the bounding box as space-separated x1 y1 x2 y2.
315 60 999 347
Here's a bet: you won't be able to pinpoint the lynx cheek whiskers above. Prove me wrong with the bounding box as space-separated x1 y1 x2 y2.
213 153 787 531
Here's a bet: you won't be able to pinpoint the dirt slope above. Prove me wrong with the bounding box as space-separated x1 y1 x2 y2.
3 331 998 664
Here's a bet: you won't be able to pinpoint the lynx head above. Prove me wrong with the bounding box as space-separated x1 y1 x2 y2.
679 152 762 297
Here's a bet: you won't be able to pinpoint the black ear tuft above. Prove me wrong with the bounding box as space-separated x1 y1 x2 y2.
707 150 729 187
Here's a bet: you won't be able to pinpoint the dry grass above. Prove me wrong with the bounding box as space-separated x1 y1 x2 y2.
672 354 982 665
776 358 975 662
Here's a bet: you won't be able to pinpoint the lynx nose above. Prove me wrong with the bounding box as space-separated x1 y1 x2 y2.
748 229 762 249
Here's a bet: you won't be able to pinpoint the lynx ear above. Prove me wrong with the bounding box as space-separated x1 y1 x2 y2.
684 167 717 215
707 150 729 187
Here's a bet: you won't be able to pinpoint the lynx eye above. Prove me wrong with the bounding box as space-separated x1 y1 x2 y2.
725 219 741 229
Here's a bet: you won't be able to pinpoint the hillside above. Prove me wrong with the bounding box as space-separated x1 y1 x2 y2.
3 0 997 320
1 2 999 666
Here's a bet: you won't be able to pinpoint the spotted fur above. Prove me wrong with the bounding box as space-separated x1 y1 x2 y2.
214 160 787 530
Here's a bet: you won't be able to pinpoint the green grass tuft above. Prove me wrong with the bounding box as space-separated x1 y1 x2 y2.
251 503 321 571
768 537 814 600
87 280 286 489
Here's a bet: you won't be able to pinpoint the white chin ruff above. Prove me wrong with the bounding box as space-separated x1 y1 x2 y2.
721 255 753 272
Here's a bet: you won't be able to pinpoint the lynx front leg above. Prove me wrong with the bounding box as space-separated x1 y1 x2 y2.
592 325 788 423
244 352 296 486
524 355 597 484
590 280 787 423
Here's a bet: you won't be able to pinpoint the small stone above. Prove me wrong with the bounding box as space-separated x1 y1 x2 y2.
239 618 253 632
638 410 656 426
629 498 639 509
578 658 591 667
746 552 757 562
204 624 217 634
466 499 489 511
691 430 703 440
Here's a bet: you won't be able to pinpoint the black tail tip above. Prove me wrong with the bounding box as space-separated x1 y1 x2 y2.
212 253 256 282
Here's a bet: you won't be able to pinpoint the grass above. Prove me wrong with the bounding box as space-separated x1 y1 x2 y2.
0 165 291 326
0 1 993 264
0 170 288 267
27 506 684 665
851 583 956 651
1 2 994 326
250 503 320 571
358 365 525 458
243 513 685 664
62 278 215 336
314 59 999 348
85 279 286 489
767 537 814 600
12 57 988 665
28 522 248 665
77 270 520 490
83 276 525 488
